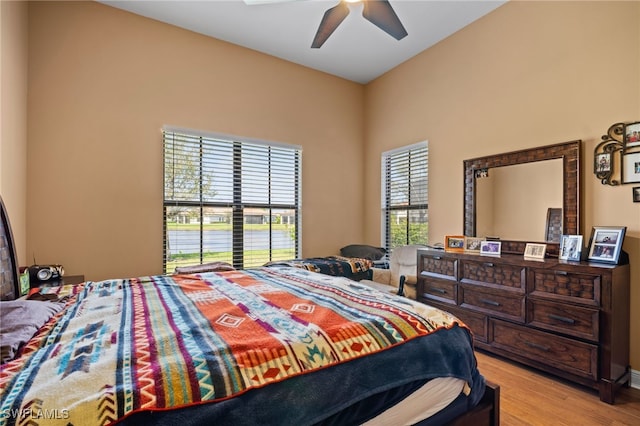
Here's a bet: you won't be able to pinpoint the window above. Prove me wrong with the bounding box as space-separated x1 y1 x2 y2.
381 142 428 250
163 129 301 273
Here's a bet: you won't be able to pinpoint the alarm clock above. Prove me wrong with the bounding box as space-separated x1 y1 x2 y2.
29 264 64 283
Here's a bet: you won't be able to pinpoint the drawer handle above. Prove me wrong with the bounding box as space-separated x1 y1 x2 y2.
548 314 575 324
431 288 446 294
483 262 495 267
433 256 442 260
524 341 550 352
480 298 500 307
555 271 568 276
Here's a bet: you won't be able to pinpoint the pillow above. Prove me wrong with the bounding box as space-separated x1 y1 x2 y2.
174 261 235 274
0 300 65 364
340 244 387 261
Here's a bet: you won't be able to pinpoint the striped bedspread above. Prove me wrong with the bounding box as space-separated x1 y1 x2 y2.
0 267 472 425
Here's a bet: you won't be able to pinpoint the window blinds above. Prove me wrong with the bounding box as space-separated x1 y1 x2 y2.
382 142 428 250
163 130 301 273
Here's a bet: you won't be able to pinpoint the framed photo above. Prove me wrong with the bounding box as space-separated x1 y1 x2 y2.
633 186 640 203
621 152 640 184
587 226 626 264
594 152 611 173
474 168 489 178
464 237 483 252
624 121 640 150
480 240 501 256
445 235 465 252
524 243 547 260
559 235 583 261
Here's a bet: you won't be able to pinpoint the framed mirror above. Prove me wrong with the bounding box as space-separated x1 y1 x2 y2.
463 140 581 256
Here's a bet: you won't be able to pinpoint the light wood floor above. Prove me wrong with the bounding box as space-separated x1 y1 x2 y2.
475 351 640 425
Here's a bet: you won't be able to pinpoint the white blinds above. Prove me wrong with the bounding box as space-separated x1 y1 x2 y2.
382 142 428 249
163 130 301 272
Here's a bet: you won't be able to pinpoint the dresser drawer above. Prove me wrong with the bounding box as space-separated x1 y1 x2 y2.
529 268 600 306
419 253 457 281
490 319 597 381
460 285 525 322
421 301 488 342
449 306 488 343
419 278 457 305
460 260 525 290
527 298 599 342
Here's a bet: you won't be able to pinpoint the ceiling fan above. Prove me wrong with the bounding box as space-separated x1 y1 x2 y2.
244 0 408 48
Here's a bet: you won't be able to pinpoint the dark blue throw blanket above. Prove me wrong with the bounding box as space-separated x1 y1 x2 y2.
265 256 372 278
120 324 485 425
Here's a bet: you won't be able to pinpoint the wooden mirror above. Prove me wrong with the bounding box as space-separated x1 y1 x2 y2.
463 140 582 256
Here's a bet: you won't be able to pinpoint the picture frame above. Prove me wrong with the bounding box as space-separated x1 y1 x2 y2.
621 152 640 184
464 236 483 252
445 235 465 252
594 152 611 173
587 226 626 264
624 121 640 150
480 240 501 256
559 235 583 261
524 243 547 260
633 186 640 203
474 168 489 179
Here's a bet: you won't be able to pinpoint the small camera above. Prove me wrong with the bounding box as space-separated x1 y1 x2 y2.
29 265 65 283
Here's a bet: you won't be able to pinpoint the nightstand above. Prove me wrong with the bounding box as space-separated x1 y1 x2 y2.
30 274 85 288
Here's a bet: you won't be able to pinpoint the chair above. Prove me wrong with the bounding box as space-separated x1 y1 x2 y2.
359 245 424 299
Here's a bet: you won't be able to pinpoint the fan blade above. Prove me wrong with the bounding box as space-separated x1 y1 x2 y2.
311 2 350 48
362 0 407 41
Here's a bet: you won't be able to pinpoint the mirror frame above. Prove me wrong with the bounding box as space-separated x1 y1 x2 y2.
464 140 582 256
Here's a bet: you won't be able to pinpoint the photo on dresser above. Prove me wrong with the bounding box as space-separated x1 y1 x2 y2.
559 235 583 261
464 236 483 252
587 226 626 264
445 235 465 252
480 240 501 256
524 243 547 260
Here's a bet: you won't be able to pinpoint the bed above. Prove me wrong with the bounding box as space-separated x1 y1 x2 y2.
0 197 498 425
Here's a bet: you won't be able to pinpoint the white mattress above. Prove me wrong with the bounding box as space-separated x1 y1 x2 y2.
334 277 472 425
363 377 466 426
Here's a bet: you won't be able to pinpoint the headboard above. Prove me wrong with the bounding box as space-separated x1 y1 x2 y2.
0 195 20 300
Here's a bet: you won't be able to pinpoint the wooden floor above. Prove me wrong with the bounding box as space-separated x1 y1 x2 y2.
475 351 640 425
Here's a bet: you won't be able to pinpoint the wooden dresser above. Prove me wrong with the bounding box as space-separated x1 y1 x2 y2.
417 248 630 404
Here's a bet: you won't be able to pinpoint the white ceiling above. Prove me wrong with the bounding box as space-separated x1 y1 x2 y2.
99 0 507 84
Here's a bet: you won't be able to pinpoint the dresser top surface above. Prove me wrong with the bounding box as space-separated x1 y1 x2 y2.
418 248 626 271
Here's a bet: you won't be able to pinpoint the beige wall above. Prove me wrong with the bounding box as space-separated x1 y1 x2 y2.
0 0 28 264
26 1 365 280
364 1 640 371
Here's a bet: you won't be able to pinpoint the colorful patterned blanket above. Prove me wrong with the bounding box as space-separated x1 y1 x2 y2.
0 267 480 425
265 255 372 278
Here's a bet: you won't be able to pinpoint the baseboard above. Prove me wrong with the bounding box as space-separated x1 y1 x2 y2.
631 368 640 390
